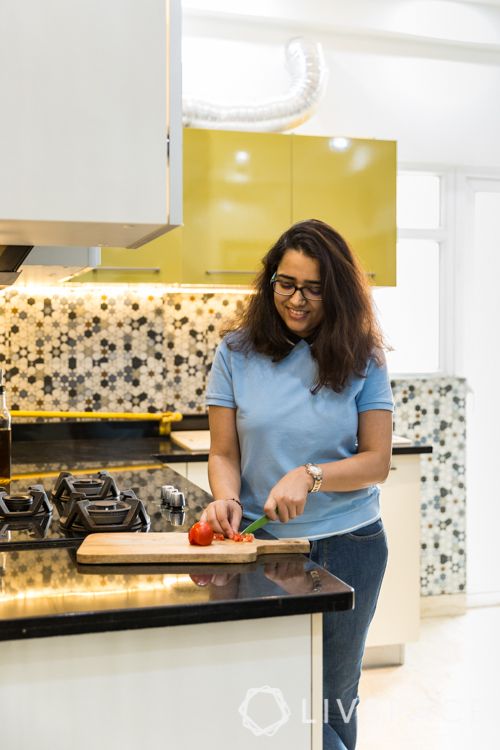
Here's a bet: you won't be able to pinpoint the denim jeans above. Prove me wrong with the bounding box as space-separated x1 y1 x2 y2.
309 518 388 750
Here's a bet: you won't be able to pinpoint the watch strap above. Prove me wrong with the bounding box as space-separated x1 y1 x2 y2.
304 463 323 493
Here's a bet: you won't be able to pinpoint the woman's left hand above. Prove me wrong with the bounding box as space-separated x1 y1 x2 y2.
263 466 310 523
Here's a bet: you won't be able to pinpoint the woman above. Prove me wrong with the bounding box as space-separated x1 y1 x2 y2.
202 218 393 750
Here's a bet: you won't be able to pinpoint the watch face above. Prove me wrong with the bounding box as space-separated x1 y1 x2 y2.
307 464 321 478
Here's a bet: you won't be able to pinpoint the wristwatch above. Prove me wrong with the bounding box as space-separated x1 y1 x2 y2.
304 463 323 493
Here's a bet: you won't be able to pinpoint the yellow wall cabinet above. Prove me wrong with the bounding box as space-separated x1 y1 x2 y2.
292 136 396 286
86 129 395 287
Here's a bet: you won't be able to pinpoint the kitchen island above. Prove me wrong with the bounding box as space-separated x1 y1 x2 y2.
1 445 353 750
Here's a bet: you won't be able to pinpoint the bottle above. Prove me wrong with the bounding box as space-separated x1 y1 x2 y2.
0 369 12 484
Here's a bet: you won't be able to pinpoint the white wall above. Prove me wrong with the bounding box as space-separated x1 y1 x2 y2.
182 0 500 166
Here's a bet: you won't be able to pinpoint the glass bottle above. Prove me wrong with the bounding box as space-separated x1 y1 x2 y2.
0 369 12 484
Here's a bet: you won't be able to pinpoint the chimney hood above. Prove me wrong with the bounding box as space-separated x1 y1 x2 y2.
0 245 33 289
0 245 100 289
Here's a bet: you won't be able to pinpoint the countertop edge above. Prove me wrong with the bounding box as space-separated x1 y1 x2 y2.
0 589 354 642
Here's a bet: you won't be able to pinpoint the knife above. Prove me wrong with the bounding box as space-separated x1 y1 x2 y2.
241 514 269 535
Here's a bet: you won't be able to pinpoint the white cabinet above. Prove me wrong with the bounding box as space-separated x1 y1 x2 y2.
0 0 182 248
364 454 421 666
0 614 323 750
164 461 211 494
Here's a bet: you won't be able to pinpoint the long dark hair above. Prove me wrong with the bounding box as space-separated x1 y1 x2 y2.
222 219 387 393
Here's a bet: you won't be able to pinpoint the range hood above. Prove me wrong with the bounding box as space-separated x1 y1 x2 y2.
0 245 100 289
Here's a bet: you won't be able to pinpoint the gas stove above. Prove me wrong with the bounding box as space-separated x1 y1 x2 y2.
0 466 206 550
0 485 53 542
51 470 150 533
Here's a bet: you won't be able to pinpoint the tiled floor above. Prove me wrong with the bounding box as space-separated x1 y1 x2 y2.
357 607 500 749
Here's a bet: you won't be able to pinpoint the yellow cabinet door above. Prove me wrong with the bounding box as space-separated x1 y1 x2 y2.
181 129 292 285
291 136 397 286
83 229 183 284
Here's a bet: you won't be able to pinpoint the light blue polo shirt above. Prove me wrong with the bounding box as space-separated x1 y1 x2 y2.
205 334 394 540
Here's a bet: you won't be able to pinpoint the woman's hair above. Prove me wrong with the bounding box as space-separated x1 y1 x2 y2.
221 218 387 393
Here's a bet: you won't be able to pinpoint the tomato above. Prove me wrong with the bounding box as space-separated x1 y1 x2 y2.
231 532 254 543
189 574 213 587
188 521 214 546
213 532 225 541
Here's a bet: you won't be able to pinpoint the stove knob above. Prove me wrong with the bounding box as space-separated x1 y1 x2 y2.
168 510 186 526
169 490 186 510
160 485 176 504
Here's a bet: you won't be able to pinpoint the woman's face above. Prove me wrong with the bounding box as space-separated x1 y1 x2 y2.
273 249 324 338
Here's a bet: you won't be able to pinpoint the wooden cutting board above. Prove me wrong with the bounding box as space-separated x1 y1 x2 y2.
77 532 310 564
170 430 210 452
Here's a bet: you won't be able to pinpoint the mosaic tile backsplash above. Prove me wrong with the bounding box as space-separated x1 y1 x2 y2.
0 286 466 596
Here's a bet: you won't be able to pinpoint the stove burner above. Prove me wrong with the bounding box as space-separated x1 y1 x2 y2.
59 488 150 533
0 485 53 519
85 499 130 525
51 471 120 515
0 513 52 540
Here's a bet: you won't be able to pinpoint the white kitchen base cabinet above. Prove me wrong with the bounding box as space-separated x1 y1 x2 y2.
364 454 421 666
164 461 212 494
0 614 324 750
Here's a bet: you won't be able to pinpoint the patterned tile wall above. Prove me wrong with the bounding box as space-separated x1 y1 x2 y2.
391 379 467 596
0 286 466 595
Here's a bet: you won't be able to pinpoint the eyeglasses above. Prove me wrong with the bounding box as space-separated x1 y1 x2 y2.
270 272 322 301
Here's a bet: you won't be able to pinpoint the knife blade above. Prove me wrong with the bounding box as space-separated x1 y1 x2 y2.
241 514 269 535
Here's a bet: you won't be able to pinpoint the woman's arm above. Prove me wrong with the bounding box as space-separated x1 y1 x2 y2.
200 405 243 537
319 409 393 491
264 409 393 522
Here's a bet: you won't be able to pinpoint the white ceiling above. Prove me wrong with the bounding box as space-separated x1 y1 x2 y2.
457 0 500 5
183 0 500 50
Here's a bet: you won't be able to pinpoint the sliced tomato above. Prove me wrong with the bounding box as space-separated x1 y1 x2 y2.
231 532 254 543
188 521 214 546
212 532 225 541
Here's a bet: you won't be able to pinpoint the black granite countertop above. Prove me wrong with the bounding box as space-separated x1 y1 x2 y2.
0 545 353 641
2 422 430 642
12 417 433 467
1 452 354 642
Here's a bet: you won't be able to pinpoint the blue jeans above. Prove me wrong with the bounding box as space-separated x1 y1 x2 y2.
309 518 388 750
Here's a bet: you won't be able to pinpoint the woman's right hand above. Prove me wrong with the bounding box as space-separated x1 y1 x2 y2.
199 499 243 539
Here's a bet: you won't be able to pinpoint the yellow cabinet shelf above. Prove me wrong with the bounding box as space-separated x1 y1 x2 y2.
81 129 396 287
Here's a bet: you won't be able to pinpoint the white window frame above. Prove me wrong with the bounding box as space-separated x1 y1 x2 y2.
391 163 456 377
454 167 500 376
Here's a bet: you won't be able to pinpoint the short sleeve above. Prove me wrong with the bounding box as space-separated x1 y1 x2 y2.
205 339 236 409
355 354 394 413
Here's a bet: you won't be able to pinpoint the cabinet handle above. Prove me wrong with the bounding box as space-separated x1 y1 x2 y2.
205 270 256 275
92 267 161 272
390 466 398 471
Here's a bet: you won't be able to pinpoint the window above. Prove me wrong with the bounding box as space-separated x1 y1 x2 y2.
372 170 444 375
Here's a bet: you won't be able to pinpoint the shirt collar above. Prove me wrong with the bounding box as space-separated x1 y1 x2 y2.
284 329 318 347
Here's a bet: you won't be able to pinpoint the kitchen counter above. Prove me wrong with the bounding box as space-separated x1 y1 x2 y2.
12 418 433 470
1 459 353 642
1 441 352 749
0 543 352 642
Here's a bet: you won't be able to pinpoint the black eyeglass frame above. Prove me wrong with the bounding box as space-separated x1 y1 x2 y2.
270 272 323 302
